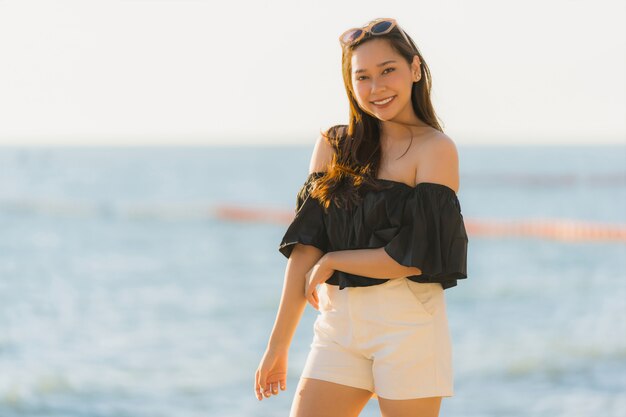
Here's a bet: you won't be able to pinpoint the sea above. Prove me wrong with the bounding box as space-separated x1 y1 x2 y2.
0 144 624 417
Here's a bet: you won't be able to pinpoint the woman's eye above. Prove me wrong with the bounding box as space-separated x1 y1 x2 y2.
356 68 393 81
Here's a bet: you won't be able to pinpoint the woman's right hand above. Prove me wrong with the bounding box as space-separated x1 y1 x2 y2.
255 346 288 401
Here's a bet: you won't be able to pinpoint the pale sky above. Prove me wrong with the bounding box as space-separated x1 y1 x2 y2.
0 0 624 146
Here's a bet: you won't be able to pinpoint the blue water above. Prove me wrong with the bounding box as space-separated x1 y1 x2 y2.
0 144 625 417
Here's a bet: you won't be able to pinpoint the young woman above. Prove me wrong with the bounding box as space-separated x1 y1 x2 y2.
255 18 469 417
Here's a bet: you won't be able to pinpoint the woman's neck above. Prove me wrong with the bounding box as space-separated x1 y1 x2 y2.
380 119 430 143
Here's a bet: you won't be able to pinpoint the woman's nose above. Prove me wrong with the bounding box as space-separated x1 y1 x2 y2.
370 78 386 94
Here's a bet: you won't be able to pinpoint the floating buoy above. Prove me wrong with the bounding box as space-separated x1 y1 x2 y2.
214 205 626 243
214 205 294 223
464 218 626 242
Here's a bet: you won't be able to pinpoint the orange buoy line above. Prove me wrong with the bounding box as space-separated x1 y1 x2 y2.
213 205 626 243
213 205 295 224
464 218 626 242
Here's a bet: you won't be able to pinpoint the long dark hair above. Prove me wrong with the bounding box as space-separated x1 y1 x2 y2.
310 18 444 211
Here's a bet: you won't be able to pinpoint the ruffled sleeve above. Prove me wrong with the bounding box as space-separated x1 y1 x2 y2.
278 172 329 258
383 183 468 289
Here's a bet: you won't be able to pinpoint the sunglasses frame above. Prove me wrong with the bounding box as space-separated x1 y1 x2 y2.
339 18 412 49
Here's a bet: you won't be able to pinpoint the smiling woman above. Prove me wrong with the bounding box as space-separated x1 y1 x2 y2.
256 17 468 417
303 18 447 213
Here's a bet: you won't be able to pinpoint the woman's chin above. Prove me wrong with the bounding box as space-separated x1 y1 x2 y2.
373 112 396 122
372 107 400 120
361 107 397 121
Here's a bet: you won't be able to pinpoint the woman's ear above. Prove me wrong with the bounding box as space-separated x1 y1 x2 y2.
411 55 421 82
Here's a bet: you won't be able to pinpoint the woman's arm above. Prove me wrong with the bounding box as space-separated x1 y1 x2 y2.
267 244 324 351
323 248 421 279
267 130 336 350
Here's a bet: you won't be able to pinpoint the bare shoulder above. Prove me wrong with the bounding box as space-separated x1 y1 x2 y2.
414 131 460 193
308 125 343 174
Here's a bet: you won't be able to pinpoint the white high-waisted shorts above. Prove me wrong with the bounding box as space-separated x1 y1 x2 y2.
301 277 454 400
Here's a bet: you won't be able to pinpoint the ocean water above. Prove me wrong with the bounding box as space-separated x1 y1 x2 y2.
0 144 625 417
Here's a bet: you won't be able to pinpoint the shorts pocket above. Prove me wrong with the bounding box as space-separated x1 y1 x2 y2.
403 279 441 317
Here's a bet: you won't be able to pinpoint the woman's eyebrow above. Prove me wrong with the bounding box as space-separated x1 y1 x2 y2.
353 60 397 74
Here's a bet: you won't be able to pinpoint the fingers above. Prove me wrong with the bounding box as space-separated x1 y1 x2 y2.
312 288 319 310
306 287 319 310
256 381 286 400
267 381 278 396
256 372 273 400
255 371 287 401
269 377 287 394
255 369 264 400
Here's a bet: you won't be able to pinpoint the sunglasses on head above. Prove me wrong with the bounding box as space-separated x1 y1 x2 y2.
339 18 412 48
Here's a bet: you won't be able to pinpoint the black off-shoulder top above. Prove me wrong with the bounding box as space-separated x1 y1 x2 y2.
278 171 469 290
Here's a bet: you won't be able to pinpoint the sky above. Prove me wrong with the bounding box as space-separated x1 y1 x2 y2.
0 0 624 146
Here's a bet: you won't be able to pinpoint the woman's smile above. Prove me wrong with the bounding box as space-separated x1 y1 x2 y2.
371 95 396 108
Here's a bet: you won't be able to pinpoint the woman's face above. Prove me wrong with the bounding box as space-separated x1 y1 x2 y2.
350 38 420 123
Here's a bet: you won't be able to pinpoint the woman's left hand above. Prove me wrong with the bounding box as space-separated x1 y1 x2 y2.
304 255 335 310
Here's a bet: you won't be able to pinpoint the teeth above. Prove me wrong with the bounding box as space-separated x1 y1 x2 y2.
373 96 394 105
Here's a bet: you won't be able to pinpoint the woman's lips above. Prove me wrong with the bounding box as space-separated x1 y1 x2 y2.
371 95 396 108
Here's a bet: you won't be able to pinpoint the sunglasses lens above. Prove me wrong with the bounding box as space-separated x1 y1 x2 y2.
370 20 393 34
341 29 363 45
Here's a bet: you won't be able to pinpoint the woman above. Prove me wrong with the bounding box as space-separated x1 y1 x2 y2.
255 17 469 417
